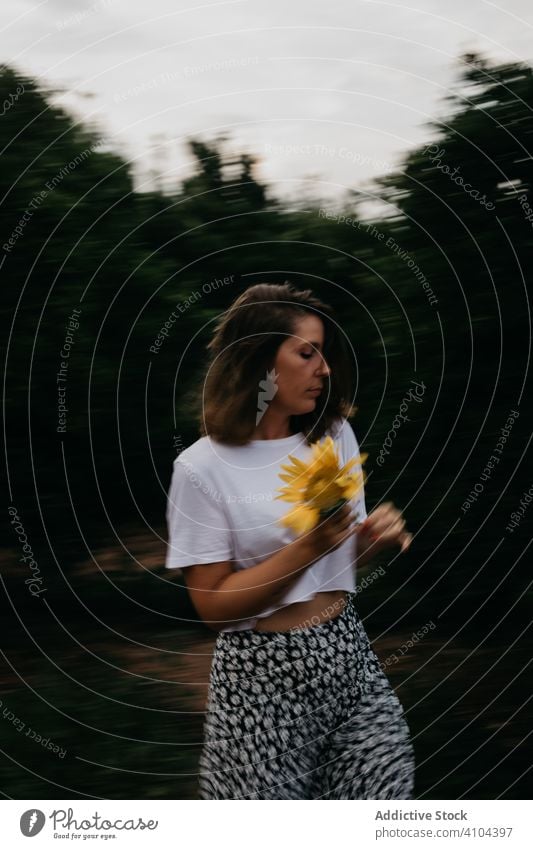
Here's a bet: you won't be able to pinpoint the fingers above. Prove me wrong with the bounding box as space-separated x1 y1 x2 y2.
325 503 354 527
336 512 356 536
400 531 413 552
363 515 404 540
359 503 412 552
324 504 358 546
364 503 402 528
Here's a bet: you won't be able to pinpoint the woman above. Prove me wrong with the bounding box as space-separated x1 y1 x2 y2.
165 281 415 800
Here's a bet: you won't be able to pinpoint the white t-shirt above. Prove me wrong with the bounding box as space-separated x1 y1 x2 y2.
164 416 367 631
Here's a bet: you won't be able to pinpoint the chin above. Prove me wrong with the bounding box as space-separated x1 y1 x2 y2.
288 396 319 416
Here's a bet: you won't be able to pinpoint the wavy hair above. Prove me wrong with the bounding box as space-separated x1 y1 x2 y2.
192 282 357 445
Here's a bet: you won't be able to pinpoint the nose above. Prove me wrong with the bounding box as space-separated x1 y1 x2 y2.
317 355 331 377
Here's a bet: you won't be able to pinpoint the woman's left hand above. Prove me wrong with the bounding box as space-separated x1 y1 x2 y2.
355 502 412 555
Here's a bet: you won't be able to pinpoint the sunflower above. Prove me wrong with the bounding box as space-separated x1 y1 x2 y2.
275 435 368 536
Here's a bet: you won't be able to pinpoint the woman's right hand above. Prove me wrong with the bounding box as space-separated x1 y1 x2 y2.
300 502 358 560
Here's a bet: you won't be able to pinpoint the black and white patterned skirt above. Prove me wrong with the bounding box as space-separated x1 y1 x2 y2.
198 593 416 799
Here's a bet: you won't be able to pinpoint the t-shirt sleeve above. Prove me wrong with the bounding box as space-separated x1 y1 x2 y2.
165 458 234 569
338 419 368 522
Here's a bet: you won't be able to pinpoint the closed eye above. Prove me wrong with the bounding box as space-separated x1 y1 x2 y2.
300 352 313 359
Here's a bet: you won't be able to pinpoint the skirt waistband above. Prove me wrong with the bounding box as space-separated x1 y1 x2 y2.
215 592 360 650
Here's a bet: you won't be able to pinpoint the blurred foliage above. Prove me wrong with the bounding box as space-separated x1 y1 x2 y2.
1 53 532 798
2 56 531 622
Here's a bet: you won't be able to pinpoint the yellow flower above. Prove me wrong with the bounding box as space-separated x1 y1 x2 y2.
275 435 368 536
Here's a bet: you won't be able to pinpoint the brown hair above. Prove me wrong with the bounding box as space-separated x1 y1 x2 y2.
193 282 357 445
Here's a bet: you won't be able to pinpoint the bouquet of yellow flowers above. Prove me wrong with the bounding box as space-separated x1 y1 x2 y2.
275 435 368 536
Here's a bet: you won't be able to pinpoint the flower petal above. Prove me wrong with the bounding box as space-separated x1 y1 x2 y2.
278 504 319 535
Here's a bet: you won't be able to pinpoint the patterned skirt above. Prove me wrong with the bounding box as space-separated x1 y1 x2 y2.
198 593 416 799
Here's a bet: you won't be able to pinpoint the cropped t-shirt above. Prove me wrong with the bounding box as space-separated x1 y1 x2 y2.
164 417 367 631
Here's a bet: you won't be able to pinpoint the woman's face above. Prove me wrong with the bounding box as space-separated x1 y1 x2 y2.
268 314 331 416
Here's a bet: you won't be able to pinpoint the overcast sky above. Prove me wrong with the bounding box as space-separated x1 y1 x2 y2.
2 0 533 204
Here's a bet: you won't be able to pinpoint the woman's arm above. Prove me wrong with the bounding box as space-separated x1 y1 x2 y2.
182 503 357 630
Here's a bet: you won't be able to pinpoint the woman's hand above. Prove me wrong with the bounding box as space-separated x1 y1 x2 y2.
355 502 412 562
302 502 358 560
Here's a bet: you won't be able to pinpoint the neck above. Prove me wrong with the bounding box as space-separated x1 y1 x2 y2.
252 414 294 441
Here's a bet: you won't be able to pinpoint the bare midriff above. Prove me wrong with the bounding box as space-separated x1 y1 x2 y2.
252 589 348 633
